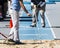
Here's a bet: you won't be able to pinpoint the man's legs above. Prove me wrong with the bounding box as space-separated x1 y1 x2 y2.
40 10 45 27
8 10 19 41
30 5 39 27
40 5 46 27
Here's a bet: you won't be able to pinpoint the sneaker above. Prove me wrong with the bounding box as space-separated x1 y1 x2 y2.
4 39 15 45
8 39 15 42
30 24 36 27
42 23 45 28
14 41 25 44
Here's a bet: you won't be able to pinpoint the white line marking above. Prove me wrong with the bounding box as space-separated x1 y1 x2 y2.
45 12 56 38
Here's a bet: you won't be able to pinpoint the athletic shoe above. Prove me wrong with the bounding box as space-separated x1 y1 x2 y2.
42 23 45 28
14 41 25 44
4 39 15 45
30 23 36 27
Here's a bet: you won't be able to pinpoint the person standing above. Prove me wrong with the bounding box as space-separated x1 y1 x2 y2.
7 0 31 44
30 0 46 27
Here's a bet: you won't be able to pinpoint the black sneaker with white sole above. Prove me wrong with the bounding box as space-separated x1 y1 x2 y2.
30 24 36 27
42 23 45 28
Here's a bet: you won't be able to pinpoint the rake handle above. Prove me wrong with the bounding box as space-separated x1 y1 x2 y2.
0 32 7 38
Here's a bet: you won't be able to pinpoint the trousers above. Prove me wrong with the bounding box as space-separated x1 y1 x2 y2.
8 10 19 41
32 3 46 25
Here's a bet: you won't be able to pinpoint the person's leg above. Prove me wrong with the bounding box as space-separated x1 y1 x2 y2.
0 5 3 19
11 10 19 41
8 10 14 40
8 28 14 39
1 2 5 18
30 5 39 27
4 2 8 18
40 4 46 27
11 10 22 44
7 10 20 44
6 10 15 43
40 10 45 27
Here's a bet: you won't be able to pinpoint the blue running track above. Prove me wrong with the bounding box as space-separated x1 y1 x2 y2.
18 2 54 40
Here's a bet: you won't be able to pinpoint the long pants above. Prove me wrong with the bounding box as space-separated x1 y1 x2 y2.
8 10 19 41
32 4 46 25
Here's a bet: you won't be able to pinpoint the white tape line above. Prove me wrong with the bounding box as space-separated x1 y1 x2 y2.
45 12 56 38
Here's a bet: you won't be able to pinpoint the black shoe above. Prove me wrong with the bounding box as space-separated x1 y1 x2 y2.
42 23 45 28
4 39 15 45
30 24 36 27
14 41 25 44
0 18 4 21
8 39 15 42
42 25 45 28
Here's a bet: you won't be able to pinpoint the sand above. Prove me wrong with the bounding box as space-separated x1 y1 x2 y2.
0 40 60 48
